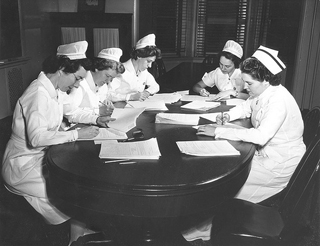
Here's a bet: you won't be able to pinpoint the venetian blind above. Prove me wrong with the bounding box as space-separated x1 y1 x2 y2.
195 0 248 57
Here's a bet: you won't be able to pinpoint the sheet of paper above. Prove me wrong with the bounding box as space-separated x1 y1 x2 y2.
198 112 222 122
181 101 220 111
108 107 145 132
181 94 218 102
77 128 128 141
176 140 240 156
125 100 168 111
225 98 245 106
147 93 182 104
193 122 246 129
99 138 161 159
155 113 201 125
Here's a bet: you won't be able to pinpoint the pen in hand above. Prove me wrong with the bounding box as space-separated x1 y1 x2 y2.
221 112 224 125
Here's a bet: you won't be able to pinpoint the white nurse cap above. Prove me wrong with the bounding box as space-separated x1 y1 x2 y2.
135 34 156 49
98 48 123 62
222 40 243 59
57 41 88 60
252 45 286 75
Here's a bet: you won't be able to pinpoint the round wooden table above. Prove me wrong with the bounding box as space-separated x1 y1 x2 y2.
46 106 255 245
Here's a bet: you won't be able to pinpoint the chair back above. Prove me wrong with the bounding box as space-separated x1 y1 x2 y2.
278 132 320 237
148 58 166 79
202 54 219 72
302 106 320 148
0 115 13 161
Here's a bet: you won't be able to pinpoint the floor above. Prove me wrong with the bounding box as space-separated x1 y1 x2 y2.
0 179 319 246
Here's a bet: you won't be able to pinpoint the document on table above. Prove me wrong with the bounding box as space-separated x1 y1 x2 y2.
108 107 145 132
225 98 245 106
99 138 161 159
193 122 246 129
176 140 240 156
155 113 202 125
77 128 128 141
147 93 182 104
181 101 220 111
125 100 168 111
181 94 218 102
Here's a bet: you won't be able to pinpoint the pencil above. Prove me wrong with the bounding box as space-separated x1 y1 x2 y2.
221 112 224 125
119 161 136 164
104 159 129 163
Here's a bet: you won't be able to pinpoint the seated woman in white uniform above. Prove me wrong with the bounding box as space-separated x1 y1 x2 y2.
108 33 162 102
63 48 125 127
1 41 100 245
183 45 306 242
192 40 249 100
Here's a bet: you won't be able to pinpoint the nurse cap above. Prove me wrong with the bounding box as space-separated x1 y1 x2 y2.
252 45 286 75
135 34 156 49
57 41 88 60
222 40 243 59
98 48 123 62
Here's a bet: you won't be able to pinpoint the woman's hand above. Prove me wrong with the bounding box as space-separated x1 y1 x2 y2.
196 125 217 137
77 126 100 139
216 113 230 125
212 90 233 101
139 90 151 101
99 101 114 116
96 116 116 128
199 88 210 97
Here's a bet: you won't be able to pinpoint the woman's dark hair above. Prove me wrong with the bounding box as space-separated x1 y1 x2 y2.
219 51 242 68
240 57 281 85
89 57 125 74
130 46 162 60
42 55 90 74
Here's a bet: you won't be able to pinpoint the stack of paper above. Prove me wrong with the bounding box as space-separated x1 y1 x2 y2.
108 107 145 132
147 93 182 104
225 98 245 106
155 113 201 125
77 128 128 141
125 100 168 111
99 138 161 159
181 94 218 102
176 140 240 156
181 101 220 111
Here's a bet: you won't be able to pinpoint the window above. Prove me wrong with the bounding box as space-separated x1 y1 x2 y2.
0 0 22 61
139 0 248 58
196 0 248 57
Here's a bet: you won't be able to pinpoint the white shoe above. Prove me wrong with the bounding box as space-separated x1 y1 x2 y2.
182 222 212 241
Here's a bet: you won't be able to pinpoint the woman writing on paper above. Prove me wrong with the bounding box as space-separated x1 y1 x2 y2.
183 46 306 242
63 48 125 127
108 34 162 102
192 40 249 100
2 41 100 245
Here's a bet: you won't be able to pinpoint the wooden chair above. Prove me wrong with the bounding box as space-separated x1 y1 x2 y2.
258 106 320 208
210 131 320 246
302 106 320 148
148 58 166 80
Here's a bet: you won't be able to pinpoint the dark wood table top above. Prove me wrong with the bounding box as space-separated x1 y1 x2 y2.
46 103 254 221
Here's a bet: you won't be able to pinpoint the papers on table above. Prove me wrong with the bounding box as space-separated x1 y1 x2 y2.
193 122 246 130
155 112 223 125
77 128 128 141
181 94 218 102
155 113 202 125
147 93 182 104
225 98 245 106
125 100 168 111
176 140 240 156
99 138 161 159
108 107 145 132
181 101 220 111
